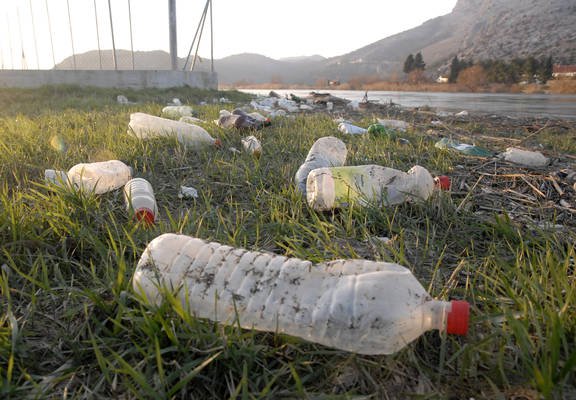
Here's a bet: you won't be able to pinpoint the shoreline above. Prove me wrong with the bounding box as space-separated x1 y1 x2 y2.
221 80 576 95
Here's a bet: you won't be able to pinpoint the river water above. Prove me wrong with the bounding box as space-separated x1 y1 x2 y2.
241 89 576 121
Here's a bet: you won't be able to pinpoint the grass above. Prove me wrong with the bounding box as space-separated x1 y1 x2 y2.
0 85 575 399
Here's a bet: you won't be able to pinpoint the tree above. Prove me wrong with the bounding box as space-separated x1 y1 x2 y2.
403 54 414 74
413 52 426 70
539 56 553 83
457 65 487 91
449 56 461 83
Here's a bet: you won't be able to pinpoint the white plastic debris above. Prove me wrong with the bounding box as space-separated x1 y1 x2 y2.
436 111 453 117
162 105 194 119
219 97 231 103
376 119 410 132
326 101 333 111
338 122 367 135
117 95 129 104
241 135 262 157
347 100 360 111
178 185 199 199
455 110 469 117
229 147 241 154
170 98 182 106
501 147 549 167
277 98 299 113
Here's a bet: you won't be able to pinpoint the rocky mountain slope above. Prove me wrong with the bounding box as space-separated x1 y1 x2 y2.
56 0 576 84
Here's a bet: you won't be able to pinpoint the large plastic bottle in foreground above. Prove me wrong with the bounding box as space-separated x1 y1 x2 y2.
45 160 132 194
128 113 218 149
133 233 469 355
306 164 435 211
294 136 347 194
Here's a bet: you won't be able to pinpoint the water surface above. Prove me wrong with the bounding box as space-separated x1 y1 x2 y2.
241 89 576 120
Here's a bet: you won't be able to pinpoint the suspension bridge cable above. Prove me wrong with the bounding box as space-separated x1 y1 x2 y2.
29 0 40 69
210 0 213 73
66 0 77 69
6 12 14 69
127 0 135 70
107 0 117 70
16 5 27 69
191 1 209 71
183 0 209 71
45 0 56 68
93 0 103 69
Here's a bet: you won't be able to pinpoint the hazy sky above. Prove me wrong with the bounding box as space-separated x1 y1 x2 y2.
0 0 458 69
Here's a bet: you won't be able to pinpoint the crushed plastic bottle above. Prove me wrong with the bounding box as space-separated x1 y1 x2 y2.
306 165 438 211
45 160 132 194
162 105 194 119
128 113 219 149
338 122 367 135
501 147 549 167
133 233 469 355
435 138 492 157
294 136 347 194
241 135 262 158
376 119 410 132
124 178 158 225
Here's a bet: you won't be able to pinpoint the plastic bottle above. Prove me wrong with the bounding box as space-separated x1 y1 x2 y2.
376 119 410 132
501 147 549 167
294 136 347 194
241 135 262 158
45 160 132 194
124 178 158 224
338 122 367 135
306 165 436 211
128 113 219 149
133 233 469 355
162 105 194 119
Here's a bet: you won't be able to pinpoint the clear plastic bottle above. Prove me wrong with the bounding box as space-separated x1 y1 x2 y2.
46 160 132 194
501 147 549 167
128 113 219 149
241 135 262 158
133 233 469 355
306 165 436 211
294 136 347 194
161 105 194 119
124 178 158 224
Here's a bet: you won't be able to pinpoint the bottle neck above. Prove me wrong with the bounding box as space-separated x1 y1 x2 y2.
421 300 451 332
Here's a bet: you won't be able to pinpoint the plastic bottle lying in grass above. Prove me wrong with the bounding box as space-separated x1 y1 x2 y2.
162 105 194 119
133 233 469 355
501 147 549 168
124 178 157 225
45 160 132 194
294 136 347 194
128 113 219 149
241 135 262 158
306 165 445 211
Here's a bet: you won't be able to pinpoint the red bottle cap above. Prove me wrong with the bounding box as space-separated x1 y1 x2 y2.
434 175 451 190
446 300 469 335
214 138 223 148
134 208 155 226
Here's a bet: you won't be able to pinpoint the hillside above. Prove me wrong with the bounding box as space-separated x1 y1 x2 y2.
55 0 576 84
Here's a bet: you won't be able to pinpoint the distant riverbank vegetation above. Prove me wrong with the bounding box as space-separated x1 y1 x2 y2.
226 55 576 94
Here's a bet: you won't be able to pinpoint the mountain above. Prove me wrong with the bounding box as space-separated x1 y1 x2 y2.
55 0 576 84
327 0 576 79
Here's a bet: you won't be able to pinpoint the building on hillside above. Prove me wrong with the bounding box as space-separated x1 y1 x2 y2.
552 65 576 79
436 76 449 83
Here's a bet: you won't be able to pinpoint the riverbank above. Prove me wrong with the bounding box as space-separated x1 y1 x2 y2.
223 79 576 95
0 86 574 399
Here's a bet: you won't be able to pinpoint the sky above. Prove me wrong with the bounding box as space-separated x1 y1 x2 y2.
0 0 458 70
